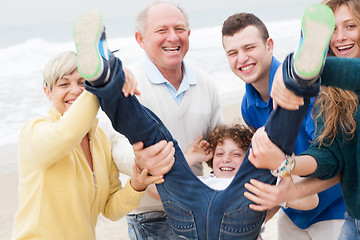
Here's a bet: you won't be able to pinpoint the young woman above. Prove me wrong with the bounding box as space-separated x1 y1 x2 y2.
246 1 360 239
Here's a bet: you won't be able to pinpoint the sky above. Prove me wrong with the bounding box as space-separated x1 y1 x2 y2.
0 0 320 47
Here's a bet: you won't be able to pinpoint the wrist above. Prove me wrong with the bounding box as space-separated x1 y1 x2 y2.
129 179 147 192
270 154 296 177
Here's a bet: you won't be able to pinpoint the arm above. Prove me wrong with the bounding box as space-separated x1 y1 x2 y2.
271 58 360 111
321 57 360 90
285 175 319 210
103 158 164 220
20 92 99 170
249 127 318 176
244 174 339 211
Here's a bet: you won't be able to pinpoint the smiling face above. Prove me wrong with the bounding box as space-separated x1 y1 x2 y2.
44 69 84 115
223 25 273 88
135 3 190 73
212 139 246 178
330 4 360 58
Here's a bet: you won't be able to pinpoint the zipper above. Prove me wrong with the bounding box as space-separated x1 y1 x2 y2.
92 171 97 188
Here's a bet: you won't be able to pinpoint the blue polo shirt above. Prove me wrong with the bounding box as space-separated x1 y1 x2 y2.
241 57 345 229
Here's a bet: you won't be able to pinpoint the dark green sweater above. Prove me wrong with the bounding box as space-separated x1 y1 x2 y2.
301 57 360 220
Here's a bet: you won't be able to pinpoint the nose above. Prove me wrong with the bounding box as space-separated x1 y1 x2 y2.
167 29 180 41
334 28 347 42
237 52 249 65
69 84 83 95
222 155 232 163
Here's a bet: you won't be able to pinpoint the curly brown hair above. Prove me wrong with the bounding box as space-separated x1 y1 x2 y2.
206 123 253 168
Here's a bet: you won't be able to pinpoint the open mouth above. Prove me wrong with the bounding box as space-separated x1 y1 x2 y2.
219 167 235 171
336 44 354 53
239 63 255 72
163 46 180 52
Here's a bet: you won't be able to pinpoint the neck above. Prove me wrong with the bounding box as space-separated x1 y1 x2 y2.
252 75 270 103
158 66 183 90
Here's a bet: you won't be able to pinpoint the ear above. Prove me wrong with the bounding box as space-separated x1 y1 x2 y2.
44 86 52 101
187 29 191 37
266 38 274 54
135 31 145 49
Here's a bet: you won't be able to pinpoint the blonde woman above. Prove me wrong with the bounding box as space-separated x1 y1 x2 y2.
12 51 164 239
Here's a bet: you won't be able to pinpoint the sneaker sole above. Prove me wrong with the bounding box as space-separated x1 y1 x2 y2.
294 4 335 79
73 10 104 80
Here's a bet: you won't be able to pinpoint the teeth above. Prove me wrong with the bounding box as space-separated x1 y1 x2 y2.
338 45 353 50
163 47 179 51
66 100 74 104
241 65 254 71
220 167 234 171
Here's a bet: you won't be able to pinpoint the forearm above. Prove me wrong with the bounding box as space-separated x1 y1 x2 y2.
111 133 135 177
290 175 339 200
291 155 317 176
322 57 360 90
286 193 319 210
21 92 99 169
103 180 145 221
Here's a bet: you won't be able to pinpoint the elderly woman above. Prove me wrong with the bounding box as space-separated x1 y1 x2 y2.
12 51 164 239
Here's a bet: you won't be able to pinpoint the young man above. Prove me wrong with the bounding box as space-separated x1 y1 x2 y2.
221 12 345 240
100 2 223 239
74 3 335 239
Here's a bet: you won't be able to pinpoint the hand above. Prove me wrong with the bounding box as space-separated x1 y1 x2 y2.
271 65 304 110
133 140 175 176
244 174 295 211
249 127 285 170
130 164 164 192
185 136 213 167
122 67 141 97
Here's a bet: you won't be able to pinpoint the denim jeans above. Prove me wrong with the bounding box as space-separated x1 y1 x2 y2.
126 211 179 240
339 212 360 240
85 54 312 240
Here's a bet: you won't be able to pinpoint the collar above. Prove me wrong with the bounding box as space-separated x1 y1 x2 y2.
142 54 197 88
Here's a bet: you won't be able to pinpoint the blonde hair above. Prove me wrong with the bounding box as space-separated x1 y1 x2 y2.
135 1 190 34
322 0 360 29
314 0 360 145
43 51 77 91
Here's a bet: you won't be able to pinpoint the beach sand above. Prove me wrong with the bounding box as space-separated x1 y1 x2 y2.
1 101 278 240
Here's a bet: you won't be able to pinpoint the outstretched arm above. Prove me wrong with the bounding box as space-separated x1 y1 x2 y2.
244 174 339 211
271 57 360 111
321 57 360 90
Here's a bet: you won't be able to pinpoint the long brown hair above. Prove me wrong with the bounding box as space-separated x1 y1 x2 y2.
314 0 360 145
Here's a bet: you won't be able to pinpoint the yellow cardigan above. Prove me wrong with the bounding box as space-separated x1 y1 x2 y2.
13 91 144 240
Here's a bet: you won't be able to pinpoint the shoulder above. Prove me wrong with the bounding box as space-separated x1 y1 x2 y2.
187 64 218 91
20 113 52 136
